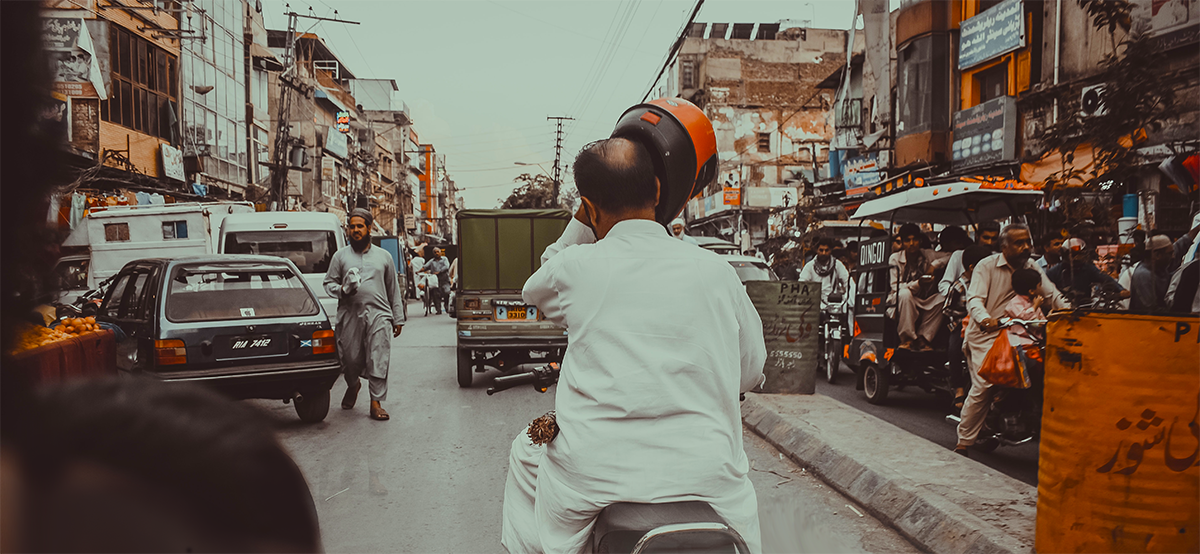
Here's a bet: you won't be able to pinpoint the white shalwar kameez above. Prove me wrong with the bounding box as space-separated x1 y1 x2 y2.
501 218 767 554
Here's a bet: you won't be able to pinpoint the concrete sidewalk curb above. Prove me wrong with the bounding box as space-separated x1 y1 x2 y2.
742 393 1037 554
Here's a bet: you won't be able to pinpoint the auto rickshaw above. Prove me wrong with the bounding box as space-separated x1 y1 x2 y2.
840 179 1043 405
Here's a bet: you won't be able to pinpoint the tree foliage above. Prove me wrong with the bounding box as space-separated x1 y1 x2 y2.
499 173 577 210
1032 1 1175 195
500 173 556 209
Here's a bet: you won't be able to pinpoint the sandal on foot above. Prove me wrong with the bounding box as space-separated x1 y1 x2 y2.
954 445 969 458
369 401 390 421
341 380 361 410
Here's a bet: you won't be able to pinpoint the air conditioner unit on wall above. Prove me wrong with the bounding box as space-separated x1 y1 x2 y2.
1080 84 1108 117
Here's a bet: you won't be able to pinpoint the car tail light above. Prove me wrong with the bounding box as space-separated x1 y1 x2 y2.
312 330 335 354
464 298 481 310
155 339 187 365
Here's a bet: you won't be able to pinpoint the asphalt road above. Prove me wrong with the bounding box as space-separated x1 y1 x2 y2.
250 302 917 553
815 362 1040 486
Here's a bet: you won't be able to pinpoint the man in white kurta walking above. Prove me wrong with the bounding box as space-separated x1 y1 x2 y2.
324 209 405 421
501 138 767 553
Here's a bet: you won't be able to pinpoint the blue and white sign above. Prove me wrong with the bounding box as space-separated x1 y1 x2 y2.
952 96 1017 169
959 0 1025 69
843 152 884 189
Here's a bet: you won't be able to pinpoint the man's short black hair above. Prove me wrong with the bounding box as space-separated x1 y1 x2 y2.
1012 268 1041 295
898 223 923 240
16 379 320 551
963 245 992 271
815 237 838 250
1040 231 1063 246
939 226 970 250
572 137 657 212
978 221 1001 236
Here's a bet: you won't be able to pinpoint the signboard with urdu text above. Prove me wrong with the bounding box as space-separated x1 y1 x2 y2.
746 281 819 394
160 144 185 181
958 0 1025 69
952 95 1016 169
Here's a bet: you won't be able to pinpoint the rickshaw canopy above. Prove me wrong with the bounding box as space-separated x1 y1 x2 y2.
852 182 1042 225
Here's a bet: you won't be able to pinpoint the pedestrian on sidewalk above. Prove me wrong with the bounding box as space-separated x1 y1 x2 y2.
955 224 1068 456
324 208 405 421
501 137 767 554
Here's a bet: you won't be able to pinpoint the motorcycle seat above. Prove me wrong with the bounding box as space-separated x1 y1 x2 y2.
592 501 744 553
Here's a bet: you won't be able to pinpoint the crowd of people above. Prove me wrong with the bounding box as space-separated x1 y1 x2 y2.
792 214 1200 456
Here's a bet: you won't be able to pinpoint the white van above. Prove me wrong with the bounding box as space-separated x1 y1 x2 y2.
57 202 255 302
217 211 347 324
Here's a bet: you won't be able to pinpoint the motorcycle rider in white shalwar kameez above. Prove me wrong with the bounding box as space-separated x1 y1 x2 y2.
501 138 767 554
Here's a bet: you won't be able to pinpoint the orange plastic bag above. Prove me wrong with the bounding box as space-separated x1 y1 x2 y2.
978 330 1031 388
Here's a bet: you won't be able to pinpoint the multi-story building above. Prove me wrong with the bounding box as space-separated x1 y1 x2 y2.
827 0 1198 237
42 0 186 200
266 29 362 220
660 21 846 244
350 78 414 238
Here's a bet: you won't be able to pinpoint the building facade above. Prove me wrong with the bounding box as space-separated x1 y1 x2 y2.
661 22 846 244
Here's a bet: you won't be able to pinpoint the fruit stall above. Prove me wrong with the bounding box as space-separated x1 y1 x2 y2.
6 319 117 385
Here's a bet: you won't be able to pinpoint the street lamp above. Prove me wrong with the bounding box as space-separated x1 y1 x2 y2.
513 161 553 180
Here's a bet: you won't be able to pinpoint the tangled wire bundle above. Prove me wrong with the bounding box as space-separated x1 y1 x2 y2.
527 411 559 446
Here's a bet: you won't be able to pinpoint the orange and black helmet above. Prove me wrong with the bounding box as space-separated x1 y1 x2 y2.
611 97 718 225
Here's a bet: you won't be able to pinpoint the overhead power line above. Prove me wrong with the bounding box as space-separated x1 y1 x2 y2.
642 0 705 102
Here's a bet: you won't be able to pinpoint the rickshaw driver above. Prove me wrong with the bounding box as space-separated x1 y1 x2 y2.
889 223 951 351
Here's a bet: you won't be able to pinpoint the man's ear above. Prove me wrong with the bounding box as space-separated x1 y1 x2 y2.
654 177 661 207
580 197 599 232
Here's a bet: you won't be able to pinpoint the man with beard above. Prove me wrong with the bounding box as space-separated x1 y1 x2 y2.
1036 232 1065 272
324 209 405 421
798 237 849 310
954 224 1068 456
670 218 699 245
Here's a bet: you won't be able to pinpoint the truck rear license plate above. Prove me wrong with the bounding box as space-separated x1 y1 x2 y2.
495 306 538 321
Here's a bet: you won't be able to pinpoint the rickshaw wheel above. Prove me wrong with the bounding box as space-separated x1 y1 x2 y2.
863 362 890 405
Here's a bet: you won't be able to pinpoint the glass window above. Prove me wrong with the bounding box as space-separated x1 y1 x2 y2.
104 270 151 320
975 63 1008 104
222 231 338 274
162 220 188 239
166 263 319 322
896 34 950 137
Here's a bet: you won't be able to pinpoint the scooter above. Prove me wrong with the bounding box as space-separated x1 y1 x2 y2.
945 318 1047 453
487 364 752 554
820 292 849 384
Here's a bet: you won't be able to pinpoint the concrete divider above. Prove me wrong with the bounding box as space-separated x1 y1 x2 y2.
742 393 1037 554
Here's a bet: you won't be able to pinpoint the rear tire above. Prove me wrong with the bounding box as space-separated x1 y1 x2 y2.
295 388 331 423
825 338 841 384
457 349 473 388
863 363 890 405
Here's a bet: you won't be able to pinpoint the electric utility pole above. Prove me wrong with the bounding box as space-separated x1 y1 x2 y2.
547 116 573 208
267 6 358 210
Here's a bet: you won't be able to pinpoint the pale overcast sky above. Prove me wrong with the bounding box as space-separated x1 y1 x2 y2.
263 0 858 208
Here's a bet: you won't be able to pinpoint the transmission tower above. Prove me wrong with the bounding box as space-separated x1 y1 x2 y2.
547 116 573 209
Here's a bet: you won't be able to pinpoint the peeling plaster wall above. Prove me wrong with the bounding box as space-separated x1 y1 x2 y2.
680 30 844 191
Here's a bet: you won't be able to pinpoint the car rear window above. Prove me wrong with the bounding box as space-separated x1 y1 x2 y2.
223 231 336 274
729 261 778 282
166 264 320 323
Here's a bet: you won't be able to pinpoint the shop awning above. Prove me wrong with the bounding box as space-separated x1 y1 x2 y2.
250 42 283 71
314 87 351 113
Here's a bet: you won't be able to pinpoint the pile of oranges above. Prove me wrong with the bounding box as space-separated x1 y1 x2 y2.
55 317 101 335
8 318 103 356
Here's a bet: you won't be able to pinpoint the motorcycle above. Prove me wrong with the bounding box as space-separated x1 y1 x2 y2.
820 292 849 384
488 364 752 554
945 318 1047 453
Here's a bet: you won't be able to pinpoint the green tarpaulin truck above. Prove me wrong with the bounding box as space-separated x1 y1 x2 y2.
454 209 571 387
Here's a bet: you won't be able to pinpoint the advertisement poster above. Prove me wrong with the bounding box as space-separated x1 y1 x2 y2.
952 96 1016 169
43 18 109 99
